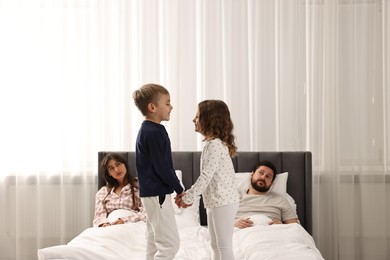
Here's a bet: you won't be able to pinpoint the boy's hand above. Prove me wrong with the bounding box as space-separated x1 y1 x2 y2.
175 192 192 208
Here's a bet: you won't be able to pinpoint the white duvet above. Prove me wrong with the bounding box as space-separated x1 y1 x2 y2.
38 221 323 260
233 223 324 260
37 222 210 260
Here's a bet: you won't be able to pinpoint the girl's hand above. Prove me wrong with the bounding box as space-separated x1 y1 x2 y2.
175 193 192 208
179 200 192 208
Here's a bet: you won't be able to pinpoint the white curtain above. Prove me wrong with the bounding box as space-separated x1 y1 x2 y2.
0 0 388 259
307 1 390 260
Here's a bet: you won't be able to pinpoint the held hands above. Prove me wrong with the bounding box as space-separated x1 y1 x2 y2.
174 192 192 208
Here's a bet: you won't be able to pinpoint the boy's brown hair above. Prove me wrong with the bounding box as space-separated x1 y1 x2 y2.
132 83 169 116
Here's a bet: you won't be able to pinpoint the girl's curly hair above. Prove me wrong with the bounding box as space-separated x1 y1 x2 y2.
198 100 237 157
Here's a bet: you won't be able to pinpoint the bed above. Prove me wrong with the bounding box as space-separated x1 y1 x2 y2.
38 151 324 260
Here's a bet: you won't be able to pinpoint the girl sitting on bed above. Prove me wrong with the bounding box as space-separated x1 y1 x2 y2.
93 153 147 227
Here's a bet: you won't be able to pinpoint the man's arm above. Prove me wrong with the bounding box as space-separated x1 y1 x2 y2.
267 218 299 225
283 218 299 224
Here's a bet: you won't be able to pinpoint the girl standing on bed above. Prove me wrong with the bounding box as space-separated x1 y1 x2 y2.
177 100 240 260
93 153 146 227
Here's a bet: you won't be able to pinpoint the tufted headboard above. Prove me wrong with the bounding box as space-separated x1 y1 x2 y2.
98 151 312 234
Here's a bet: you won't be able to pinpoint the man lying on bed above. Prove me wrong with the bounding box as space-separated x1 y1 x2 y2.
234 160 298 229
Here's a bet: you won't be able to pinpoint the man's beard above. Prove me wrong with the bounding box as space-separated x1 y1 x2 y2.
251 179 271 192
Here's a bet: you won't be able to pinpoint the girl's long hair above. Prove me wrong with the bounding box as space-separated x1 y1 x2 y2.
99 153 139 210
198 100 237 157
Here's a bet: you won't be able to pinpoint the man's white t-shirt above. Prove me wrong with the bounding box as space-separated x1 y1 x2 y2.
236 191 298 221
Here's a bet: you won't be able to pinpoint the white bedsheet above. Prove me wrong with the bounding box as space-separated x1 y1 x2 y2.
38 222 323 260
37 222 210 260
233 223 324 260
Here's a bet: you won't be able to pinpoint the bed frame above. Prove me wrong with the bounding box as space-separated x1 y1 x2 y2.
98 151 312 234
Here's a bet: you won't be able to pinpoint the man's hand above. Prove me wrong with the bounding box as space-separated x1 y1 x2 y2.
234 218 254 229
268 218 283 225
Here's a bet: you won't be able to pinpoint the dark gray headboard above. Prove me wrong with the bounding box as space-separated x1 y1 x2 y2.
98 151 312 234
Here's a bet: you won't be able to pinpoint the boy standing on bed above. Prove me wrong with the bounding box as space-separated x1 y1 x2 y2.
132 83 185 260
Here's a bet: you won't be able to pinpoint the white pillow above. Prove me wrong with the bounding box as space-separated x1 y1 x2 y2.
107 209 136 222
172 170 200 228
249 214 272 226
175 194 200 229
235 172 252 194
236 172 287 196
235 172 297 211
269 172 288 196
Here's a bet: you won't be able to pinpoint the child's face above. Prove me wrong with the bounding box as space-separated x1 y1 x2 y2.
192 107 201 133
154 93 173 122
